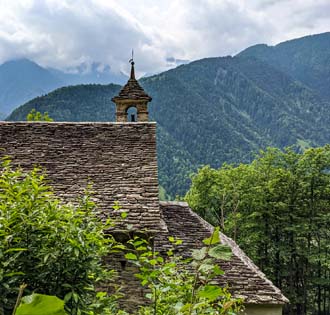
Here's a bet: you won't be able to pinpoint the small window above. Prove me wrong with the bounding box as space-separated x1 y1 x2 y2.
120 260 127 270
126 107 138 122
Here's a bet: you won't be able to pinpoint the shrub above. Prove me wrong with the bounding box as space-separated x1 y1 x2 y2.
127 227 243 315
0 159 118 315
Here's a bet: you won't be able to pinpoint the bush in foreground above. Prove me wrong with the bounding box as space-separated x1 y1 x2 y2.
0 159 119 315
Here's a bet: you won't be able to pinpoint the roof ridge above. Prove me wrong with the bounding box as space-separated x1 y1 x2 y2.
158 202 289 304
185 207 289 303
159 201 188 206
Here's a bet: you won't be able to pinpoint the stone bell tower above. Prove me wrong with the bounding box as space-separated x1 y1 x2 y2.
112 58 152 122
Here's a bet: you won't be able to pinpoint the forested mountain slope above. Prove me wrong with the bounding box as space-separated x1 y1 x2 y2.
0 59 128 117
9 84 119 122
8 51 330 197
239 32 330 101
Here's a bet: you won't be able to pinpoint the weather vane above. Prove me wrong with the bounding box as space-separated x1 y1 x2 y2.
129 49 134 65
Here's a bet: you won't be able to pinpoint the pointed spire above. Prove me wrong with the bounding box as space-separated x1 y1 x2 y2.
112 51 152 103
130 61 135 80
129 49 135 80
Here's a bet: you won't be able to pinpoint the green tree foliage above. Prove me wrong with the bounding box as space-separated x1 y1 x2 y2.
126 228 242 315
0 159 120 315
186 146 330 315
26 109 53 121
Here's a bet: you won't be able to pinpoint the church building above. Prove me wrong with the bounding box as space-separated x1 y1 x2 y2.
0 60 288 315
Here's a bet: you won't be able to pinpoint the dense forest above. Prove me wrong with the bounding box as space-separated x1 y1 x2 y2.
186 146 330 315
239 32 330 102
7 33 330 200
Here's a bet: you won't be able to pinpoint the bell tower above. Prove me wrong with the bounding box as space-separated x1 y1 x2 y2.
112 57 152 122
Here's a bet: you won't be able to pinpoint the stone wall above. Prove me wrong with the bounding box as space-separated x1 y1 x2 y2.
104 252 147 312
243 304 283 315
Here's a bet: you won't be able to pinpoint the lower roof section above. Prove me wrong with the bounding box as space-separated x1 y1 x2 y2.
0 122 166 233
157 201 288 305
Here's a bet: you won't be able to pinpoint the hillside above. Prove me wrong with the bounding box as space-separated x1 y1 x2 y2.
0 59 64 116
8 49 330 197
239 32 330 102
0 59 128 117
9 84 120 122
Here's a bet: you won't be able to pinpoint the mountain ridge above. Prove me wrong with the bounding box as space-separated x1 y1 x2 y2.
6 32 330 196
238 32 330 101
0 59 64 116
0 58 128 116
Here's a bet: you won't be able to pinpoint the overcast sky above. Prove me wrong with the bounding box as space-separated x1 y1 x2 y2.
0 0 329 76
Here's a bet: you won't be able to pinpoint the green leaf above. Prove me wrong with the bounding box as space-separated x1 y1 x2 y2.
149 259 158 266
125 253 137 260
72 292 79 303
121 212 127 219
208 244 232 260
16 294 66 315
192 247 207 260
4 271 25 277
202 227 220 245
64 292 72 303
43 253 50 263
198 263 214 273
4 248 27 253
112 201 121 211
213 265 224 275
197 285 222 301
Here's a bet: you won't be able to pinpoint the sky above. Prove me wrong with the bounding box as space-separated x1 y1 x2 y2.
0 0 329 76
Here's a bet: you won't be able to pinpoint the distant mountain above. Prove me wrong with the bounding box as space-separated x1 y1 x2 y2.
48 62 127 86
0 59 64 116
0 59 127 117
8 37 330 197
238 32 330 101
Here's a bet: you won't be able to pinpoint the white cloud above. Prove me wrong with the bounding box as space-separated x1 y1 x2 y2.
0 0 329 76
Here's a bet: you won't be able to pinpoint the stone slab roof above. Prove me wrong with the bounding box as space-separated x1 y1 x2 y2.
112 78 152 102
111 62 152 103
0 122 166 233
157 201 289 305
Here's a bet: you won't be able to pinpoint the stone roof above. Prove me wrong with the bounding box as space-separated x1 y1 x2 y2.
111 62 152 102
0 121 288 305
0 122 166 233
157 201 289 305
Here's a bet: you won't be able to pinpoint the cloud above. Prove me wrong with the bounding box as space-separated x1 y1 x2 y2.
0 0 329 76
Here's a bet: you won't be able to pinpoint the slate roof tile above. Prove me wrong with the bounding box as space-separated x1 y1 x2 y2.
111 63 151 102
0 122 166 233
157 201 289 305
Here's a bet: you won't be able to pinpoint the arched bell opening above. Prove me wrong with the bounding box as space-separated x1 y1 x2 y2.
126 106 138 122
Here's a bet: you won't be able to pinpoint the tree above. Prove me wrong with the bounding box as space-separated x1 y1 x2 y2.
0 159 121 315
186 146 330 315
26 109 53 122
